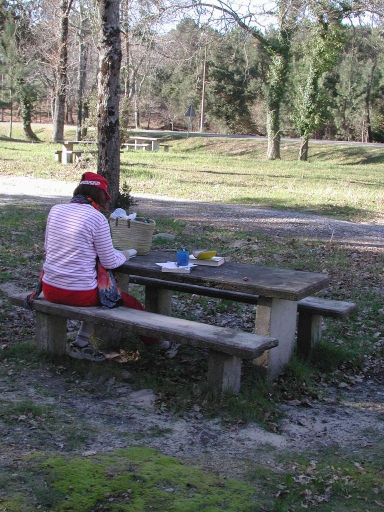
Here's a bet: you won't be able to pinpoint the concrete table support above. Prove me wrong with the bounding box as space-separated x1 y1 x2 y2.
207 351 242 395
253 297 298 381
35 311 67 356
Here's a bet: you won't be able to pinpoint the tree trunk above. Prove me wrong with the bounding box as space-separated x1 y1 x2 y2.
265 51 289 160
9 88 13 138
299 137 308 161
121 0 130 98
82 101 89 138
365 60 376 144
134 98 139 128
20 95 40 142
52 0 73 142
266 107 281 160
97 0 122 205
76 10 89 141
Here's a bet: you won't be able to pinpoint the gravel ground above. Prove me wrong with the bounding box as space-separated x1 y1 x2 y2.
1 175 383 249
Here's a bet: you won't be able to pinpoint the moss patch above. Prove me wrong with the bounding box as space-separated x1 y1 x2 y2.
42 447 258 511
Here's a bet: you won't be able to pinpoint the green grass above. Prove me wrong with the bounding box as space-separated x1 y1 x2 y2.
1 124 383 222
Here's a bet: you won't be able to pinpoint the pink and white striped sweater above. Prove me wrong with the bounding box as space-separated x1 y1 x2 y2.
42 203 126 291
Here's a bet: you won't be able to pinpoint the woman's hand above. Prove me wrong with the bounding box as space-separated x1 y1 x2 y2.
121 249 137 260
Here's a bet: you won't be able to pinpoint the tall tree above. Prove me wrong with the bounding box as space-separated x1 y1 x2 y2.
193 0 301 158
97 0 122 204
52 0 74 142
292 11 344 160
207 30 257 134
0 12 17 137
73 2 91 140
0 5 41 140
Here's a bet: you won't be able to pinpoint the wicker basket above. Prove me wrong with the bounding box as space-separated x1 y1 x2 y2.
109 217 156 255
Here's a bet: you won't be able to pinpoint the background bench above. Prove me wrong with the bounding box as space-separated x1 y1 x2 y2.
296 296 358 357
121 143 150 151
9 293 277 395
55 149 85 163
127 276 357 357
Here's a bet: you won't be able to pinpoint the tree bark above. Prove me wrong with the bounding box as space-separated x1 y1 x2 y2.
365 60 376 144
52 0 74 142
266 107 281 160
97 0 122 205
76 11 89 141
266 52 288 160
299 137 308 161
20 95 40 141
9 87 13 138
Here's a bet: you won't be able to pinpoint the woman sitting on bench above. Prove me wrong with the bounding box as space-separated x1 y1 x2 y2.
32 172 178 362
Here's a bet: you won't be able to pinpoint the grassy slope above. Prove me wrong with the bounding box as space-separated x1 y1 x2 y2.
1 124 383 223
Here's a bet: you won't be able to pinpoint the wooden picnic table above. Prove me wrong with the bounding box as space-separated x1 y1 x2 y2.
116 250 330 380
127 136 160 151
57 140 98 164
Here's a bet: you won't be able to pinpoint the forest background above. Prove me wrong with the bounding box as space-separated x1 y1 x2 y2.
1 0 384 163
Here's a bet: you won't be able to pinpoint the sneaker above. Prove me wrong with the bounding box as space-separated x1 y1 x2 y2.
158 340 180 359
165 342 180 359
159 340 171 350
67 342 106 362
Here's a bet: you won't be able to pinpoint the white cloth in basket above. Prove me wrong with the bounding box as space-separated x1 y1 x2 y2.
110 208 137 220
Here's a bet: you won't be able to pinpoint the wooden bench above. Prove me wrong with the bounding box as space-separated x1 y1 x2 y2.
63 150 84 163
9 293 278 395
160 144 170 152
127 276 357 357
54 150 63 162
121 143 150 151
296 296 358 357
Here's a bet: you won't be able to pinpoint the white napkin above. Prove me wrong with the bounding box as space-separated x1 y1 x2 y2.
110 208 137 220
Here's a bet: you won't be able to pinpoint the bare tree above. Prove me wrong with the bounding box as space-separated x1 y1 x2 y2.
52 0 74 142
74 3 91 140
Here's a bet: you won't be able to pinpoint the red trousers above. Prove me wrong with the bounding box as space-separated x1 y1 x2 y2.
42 282 158 346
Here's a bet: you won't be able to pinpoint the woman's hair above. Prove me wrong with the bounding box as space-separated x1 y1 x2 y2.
73 184 109 210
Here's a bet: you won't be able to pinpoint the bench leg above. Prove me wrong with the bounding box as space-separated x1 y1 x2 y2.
62 151 73 164
297 312 323 358
207 350 242 395
253 297 297 381
35 311 67 356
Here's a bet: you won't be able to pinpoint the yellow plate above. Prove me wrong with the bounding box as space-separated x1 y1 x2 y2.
194 250 217 260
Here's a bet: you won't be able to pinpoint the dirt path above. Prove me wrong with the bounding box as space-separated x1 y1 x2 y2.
1 175 383 248
1 175 383 480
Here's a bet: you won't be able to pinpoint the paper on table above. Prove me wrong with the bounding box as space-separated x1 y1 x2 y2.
156 261 197 273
